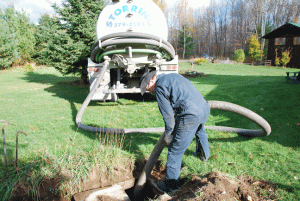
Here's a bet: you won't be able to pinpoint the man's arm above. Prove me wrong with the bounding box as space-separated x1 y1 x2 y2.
155 86 175 136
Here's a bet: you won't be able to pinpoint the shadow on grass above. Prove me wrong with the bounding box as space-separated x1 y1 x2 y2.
22 70 300 152
19 68 300 199
191 73 300 149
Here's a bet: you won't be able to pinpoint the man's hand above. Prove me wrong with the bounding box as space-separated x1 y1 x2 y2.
164 132 173 145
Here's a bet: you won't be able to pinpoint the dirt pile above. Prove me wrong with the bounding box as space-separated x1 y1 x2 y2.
170 171 277 201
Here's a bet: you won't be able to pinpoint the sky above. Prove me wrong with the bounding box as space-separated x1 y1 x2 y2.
165 0 211 9
0 0 62 24
0 0 211 24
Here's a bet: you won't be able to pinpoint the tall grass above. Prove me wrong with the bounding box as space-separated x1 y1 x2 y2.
0 63 299 200
0 130 130 200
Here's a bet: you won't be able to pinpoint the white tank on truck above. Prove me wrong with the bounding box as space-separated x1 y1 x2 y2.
88 0 178 101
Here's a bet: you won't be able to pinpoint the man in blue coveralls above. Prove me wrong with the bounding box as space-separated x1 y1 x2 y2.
139 71 210 193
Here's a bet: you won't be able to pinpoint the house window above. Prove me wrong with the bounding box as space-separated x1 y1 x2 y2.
294 37 300 45
275 38 286 45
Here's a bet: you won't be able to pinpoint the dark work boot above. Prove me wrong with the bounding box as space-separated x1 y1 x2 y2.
157 179 180 193
192 149 207 161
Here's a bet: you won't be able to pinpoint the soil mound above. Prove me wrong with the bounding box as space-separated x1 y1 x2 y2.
170 171 277 201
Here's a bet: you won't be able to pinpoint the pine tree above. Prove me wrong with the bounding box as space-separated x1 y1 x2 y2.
37 0 106 83
0 17 19 68
15 12 36 62
4 5 36 64
35 14 62 65
248 34 264 64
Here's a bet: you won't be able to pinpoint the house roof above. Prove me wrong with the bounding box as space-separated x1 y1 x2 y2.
262 22 300 39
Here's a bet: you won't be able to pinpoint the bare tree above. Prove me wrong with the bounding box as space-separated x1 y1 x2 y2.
165 0 300 59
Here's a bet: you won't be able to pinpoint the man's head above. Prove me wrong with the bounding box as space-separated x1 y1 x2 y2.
139 71 157 95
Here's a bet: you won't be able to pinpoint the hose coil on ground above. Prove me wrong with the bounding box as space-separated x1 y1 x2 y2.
76 58 272 197
76 59 271 137
90 32 176 63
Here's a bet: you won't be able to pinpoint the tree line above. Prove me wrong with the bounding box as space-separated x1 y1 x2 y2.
0 0 299 81
166 0 300 59
0 5 35 68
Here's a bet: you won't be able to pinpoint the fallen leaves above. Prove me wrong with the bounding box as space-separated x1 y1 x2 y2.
249 152 254 159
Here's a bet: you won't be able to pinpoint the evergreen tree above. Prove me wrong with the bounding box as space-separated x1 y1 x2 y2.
178 25 195 59
248 34 264 64
4 5 36 64
0 17 19 68
35 14 62 64
16 11 36 62
38 0 107 83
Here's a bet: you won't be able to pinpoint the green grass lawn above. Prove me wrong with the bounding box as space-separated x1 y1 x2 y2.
0 63 300 200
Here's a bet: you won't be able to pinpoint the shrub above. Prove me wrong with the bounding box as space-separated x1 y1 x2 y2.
248 34 264 64
234 49 245 63
24 62 37 71
281 50 291 67
274 57 280 67
194 58 208 64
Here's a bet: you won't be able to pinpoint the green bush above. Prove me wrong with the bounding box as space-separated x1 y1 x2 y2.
234 49 245 63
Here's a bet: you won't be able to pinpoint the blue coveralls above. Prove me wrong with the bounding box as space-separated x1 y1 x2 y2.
154 73 210 183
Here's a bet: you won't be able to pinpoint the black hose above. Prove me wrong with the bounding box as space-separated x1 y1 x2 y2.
90 32 176 63
76 87 272 137
132 101 272 197
91 38 175 63
76 61 272 197
133 133 167 197
207 101 271 137
92 32 175 53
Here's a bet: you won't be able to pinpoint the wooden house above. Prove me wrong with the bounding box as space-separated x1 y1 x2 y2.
262 23 300 68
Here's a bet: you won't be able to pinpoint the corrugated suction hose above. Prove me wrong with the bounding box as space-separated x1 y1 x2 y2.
90 32 176 63
76 57 271 198
76 63 271 137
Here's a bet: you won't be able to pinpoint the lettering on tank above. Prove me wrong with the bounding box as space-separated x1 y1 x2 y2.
106 5 152 28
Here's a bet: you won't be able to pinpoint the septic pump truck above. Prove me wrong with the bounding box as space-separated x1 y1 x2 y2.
87 0 178 102
75 0 271 198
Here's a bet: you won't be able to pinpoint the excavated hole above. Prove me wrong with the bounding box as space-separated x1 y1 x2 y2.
10 158 279 201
